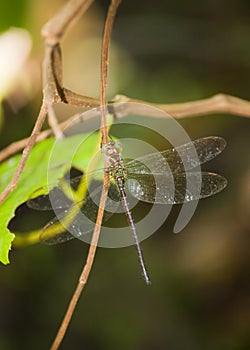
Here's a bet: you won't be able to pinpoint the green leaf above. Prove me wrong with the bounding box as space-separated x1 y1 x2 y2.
0 132 100 264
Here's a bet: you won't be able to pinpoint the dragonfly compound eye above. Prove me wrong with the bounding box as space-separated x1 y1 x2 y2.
114 142 123 153
103 141 122 156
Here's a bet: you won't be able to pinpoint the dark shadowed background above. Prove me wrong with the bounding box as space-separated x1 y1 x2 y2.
0 0 250 349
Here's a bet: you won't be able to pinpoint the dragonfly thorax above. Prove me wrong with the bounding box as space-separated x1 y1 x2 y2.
102 141 127 185
108 159 127 185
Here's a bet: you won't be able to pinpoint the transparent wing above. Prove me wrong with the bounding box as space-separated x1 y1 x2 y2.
38 183 121 244
27 175 101 211
27 184 77 211
126 172 227 204
126 136 226 175
27 136 226 210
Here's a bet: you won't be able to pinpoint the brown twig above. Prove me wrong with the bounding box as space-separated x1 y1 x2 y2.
113 93 250 118
47 103 64 140
0 108 101 163
50 1 121 349
0 101 48 204
100 0 122 144
1 93 250 164
0 129 51 163
42 0 95 45
50 177 109 350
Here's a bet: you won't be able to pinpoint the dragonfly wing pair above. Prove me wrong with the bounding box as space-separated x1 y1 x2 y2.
28 181 122 244
125 136 227 204
27 136 227 244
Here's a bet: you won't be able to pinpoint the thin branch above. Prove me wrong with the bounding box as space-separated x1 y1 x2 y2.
60 88 99 107
50 178 109 350
47 103 64 140
0 101 48 204
1 93 250 164
0 109 99 163
50 1 121 348
0 129 52 163
42 0 95 45
113 93 250 118
100 0 122 144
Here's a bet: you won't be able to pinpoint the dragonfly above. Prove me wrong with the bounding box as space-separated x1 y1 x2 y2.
28 136 227 284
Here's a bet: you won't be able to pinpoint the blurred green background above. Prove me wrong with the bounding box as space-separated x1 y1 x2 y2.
0 0 250 349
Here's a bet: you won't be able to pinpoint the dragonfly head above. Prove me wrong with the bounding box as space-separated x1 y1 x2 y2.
103 141 123 157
